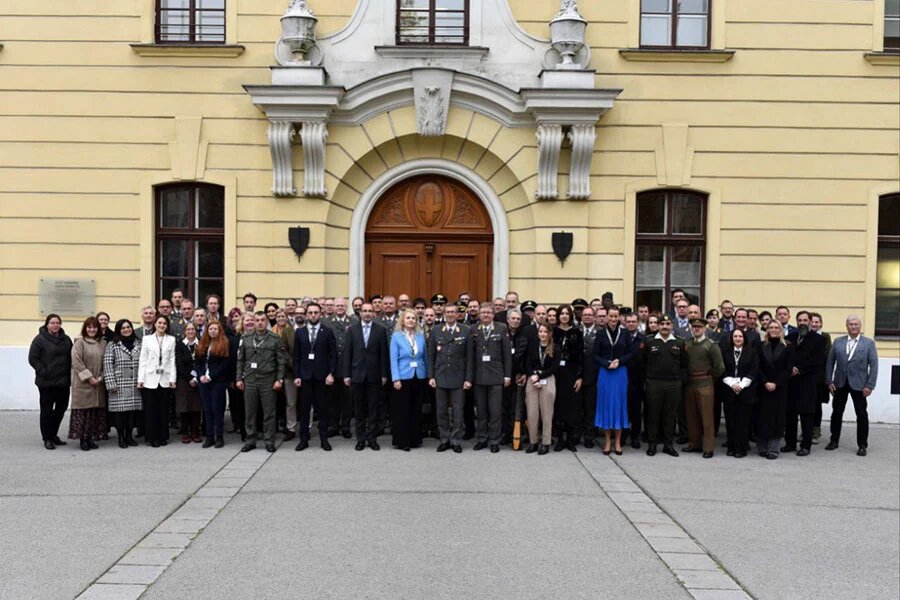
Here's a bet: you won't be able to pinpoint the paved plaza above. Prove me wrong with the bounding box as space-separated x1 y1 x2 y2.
1 411 897 600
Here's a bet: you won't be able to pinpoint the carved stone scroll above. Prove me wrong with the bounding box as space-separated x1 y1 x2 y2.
268 120 296 197
536 124 563 200
567 124 595 200
299 120 328 198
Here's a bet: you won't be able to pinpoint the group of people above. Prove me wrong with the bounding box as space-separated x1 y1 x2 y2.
28 287 880 460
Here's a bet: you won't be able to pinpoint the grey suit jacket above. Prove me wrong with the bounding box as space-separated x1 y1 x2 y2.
826 335 878 391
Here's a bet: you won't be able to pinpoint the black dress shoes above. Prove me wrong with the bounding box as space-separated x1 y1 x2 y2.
566 441 578 453
702 452 714 459
202 438 215 448
436 442 451 452
321 440 332 451
526 443 538 454
857 447 867 456
215 437 224 449
584 440 595 449
266 442 276 453
780 445 796 453
676 436 689 445
52 437 67 446
797 448 810 456
490 444 500 453
355 442 365 451
473 441 488 451
341 430 353 439
663 445 679 457
295 440 309 451
553 438 566 452
825 441 839 451
241 442 256 452
646 444 657 456
118 435 128 449
283 430 295 441
631 439 641 449
537 444 549 456
369 441 381 451
734 451 746 458
766 452 778 460
682 446 702 453
451 444 462 454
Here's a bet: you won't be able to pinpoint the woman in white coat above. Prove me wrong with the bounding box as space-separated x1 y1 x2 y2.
138 314 177 447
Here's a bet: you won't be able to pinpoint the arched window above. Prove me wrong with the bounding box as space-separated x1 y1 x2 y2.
635 189 707 313
876 193 899 336
397 0 469 45
156 183 224 304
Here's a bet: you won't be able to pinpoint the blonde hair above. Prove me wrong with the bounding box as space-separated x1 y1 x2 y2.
394 308 422 335
766 319 787 346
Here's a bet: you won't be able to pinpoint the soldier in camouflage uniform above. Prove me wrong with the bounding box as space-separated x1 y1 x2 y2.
236 312 287 453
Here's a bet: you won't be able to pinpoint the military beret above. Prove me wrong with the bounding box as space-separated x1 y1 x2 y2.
659 314 672 324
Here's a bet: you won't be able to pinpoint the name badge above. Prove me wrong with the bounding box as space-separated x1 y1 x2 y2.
250 362 258 369
559 359 567 366
308 353 315 360
436 345 442 353
482 355 491 362
511 348 516 355
410 361 418 368
540 379 548 386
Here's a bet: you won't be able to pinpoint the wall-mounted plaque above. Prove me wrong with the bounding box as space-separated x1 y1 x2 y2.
39 279 96 317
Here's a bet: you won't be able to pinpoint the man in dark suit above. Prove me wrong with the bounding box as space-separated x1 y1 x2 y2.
776 306 797 338
427 303 473 453
784 311 827 456
323 297 353 438
494 291 532 327
825 314 879 455
624 312 647 449
342 303 390 451
471 304 512 453
577 307 599 448
293 303 337 451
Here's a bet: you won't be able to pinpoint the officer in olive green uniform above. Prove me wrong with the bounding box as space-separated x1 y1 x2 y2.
642 315 688 457
471 305 512 453
427 303 474 453
236 312 287 452
324 305 353 437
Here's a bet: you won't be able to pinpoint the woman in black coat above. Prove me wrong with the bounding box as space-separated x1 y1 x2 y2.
721 328 759 458
552 305 584 452
756 321 794 460
28 314 74 449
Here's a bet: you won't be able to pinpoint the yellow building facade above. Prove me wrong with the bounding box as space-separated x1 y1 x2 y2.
0 0 898 412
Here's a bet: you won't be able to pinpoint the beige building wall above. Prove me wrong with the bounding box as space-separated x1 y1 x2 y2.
0 0 898 362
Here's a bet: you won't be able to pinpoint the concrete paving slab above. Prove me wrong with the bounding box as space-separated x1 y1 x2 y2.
76 583 146 600
153 518 210 534
675 569 742 590
97 565 166 585
688 590 753 600
647 537 708 554
118 547 182 566
194 486 240 498
636 522 691 539
138 532 195 549
660 553 720 571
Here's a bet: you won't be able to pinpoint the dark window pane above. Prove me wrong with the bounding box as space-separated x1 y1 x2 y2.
876 243 899 331
198 241 224 278
670 245 702 287
681 288 701 306
636 245 666 286
197 279 224 308
878 194 899 236
197 186 225 229
159 188 191 228
887 0 900 17
161 239 189 277
636 289 664 314
160 278 190 302
672 193 703 234
637 193 666 234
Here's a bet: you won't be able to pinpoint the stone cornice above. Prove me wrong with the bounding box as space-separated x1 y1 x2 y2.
864 51 900 66
374 46 490 60
130 43 245 58
618 48 735 63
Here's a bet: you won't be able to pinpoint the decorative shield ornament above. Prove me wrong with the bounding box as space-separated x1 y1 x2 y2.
289 226 310 259
552 231 573 265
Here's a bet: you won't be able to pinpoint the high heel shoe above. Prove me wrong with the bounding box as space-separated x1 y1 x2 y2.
603 448 612 456
614 448 623 456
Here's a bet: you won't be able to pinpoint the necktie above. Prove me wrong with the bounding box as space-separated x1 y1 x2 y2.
363 325 370 347
310 326 317 347
847 338 856 357
734 350 741 377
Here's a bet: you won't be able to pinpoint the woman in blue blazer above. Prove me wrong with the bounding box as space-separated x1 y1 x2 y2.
390 309 428 451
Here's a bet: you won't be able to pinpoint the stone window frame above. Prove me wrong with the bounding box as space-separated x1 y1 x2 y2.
132 0 243 57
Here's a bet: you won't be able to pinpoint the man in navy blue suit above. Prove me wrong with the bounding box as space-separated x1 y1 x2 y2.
293 303 337 451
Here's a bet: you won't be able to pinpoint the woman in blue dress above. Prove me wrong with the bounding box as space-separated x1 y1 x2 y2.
594 306 635 455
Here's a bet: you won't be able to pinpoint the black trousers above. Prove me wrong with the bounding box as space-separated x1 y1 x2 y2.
576 382 597 443
142 387 170 444
228 386 246 435
830 385 869 448
463 387 476 437
785 408 814 450
724 401 752 454
352 380 382 444
329 381 352 433
422 384 437 437
38 386 69 441
299 379 329 442
114 410 138 437
626 382 643 442
554 366 579 442
392 377 424 449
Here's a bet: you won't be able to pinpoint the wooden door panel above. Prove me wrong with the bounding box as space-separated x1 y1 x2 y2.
366 243 424 297
434 243 491 301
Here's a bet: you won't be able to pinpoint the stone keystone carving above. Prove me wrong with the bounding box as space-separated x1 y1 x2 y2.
417 86 446 137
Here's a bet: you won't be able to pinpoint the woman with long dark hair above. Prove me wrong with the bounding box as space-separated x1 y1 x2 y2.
525 322 559 455
68 317 108 450
552 304 583 452
175 322 202 443
28 314 73 450
104 319 142 448
594 306 634 455
137 314 177 447
721 328 758 458
96 312 115 342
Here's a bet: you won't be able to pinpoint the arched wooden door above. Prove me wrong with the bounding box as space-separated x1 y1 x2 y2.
366 175 493 301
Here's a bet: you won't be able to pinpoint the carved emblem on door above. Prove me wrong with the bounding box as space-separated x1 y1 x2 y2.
414 182 445 227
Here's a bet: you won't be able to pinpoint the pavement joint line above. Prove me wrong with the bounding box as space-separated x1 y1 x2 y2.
236 488 601 497
648 495 900 512
74 441 281 600
575 452 756 600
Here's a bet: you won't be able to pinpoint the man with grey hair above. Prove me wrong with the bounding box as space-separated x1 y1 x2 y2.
825 315 878 456
135 306 156 339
